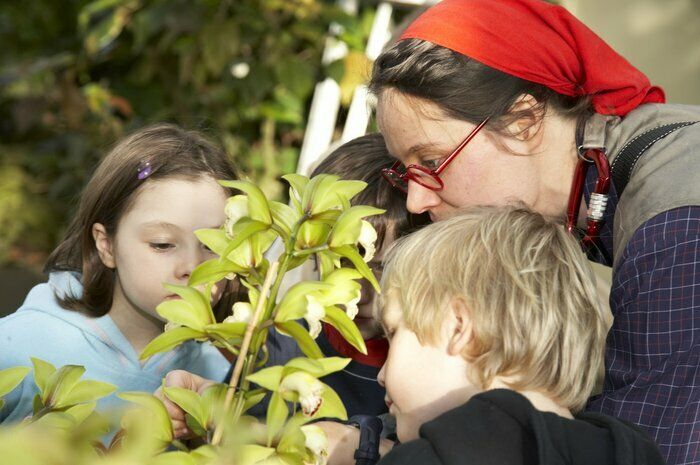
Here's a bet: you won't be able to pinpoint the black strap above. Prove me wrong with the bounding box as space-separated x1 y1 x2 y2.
611 121 698 196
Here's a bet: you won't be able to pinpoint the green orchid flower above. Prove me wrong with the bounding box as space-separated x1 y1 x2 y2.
140 284 246 361
247 357 349 445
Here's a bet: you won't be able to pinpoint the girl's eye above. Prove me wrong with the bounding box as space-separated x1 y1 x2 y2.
150 242 174 251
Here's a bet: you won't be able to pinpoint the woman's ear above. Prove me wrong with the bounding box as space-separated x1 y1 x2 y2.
505 93 543 142
447 297 474 356
92 223 116 269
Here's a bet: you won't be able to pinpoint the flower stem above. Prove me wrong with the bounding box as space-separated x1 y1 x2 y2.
211 260 279 446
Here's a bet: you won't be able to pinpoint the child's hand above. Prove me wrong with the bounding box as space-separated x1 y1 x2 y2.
155 369 215 439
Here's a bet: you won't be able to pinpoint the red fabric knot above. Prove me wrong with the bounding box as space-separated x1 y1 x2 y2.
399 0 665 116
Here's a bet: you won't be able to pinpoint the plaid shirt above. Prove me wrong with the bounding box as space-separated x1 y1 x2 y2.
584 170 700 465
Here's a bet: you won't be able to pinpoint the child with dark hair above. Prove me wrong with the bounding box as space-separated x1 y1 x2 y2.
0 123 238 422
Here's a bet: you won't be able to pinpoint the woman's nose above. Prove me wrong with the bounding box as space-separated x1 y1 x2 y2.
406 180 441 215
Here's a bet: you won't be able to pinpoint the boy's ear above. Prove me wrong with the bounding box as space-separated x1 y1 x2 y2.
505 93 543 142
92 223 116 269
447 297 474 356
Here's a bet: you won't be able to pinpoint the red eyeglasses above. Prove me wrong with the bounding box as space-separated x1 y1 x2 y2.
381 118 490 193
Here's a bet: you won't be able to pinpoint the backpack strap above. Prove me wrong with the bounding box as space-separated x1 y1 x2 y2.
611 121 698 196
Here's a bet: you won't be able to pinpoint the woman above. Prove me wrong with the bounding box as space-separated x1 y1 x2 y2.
369 1 700 464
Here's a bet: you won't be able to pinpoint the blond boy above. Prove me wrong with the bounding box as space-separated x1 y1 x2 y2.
375 206 663 465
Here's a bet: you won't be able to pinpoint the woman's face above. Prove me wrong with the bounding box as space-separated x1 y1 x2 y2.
376 90 556 222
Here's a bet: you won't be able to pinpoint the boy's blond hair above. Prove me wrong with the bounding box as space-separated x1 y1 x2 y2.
379 206 607 412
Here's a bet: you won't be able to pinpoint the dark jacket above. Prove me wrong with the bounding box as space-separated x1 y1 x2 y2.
380 389 665 465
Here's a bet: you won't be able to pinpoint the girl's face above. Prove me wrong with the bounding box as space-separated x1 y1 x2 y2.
377 292 478 442
376 90 563 222
101 176 228 323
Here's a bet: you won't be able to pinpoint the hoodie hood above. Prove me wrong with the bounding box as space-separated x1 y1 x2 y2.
17 271 161 367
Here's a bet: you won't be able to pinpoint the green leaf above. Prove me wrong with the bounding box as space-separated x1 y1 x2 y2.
219 180 272 225
33 410 77 430
31 357 56 396
321 268 363 305
204 322 247 340
201 383 227 427
329 206 385 248
313 382 347 421
277 422 307 456
281 174 309 202
236 444 276 465
295 221 331 249
274 321 324 359
283 357 351 379
222 218 271 259
301 174 338 214
163 386 206 428
313 180 368 214
310 209 343 224
269 200 299 238
266 391 289 445
0 366 30 398
250 228 279 266
317 250 341 280
247 366 285 391
118 392 173 442
156 299 206 331
81 2 130 55
332 245 380 292
242 390 267 413
322 306 367 355
194 228 229 256
162 284 214 326
274 281 332 323
150 451 197 465
32 393 44 415
189 257 245 287
43 365 85 406
59 379 117 407
63 401 97 424
140 326 204 360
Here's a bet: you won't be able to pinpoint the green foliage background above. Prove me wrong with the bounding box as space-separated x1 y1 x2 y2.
0 0 376 268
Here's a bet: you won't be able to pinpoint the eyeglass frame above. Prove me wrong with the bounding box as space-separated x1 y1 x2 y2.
381 117 490 193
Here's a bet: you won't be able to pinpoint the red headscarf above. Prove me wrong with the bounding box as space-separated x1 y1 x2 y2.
400 0 665 116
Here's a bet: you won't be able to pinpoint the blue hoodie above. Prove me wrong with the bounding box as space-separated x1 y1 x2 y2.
0 271 230 423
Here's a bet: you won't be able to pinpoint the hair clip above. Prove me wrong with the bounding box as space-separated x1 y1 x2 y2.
137 161 153 180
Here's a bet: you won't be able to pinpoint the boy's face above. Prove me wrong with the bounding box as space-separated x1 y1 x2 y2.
377 291 477 442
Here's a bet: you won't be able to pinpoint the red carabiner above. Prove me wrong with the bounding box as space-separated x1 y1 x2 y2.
565 148 611 250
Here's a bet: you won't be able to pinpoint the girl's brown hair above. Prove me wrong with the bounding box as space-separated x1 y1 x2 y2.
369 39 592 137
45 123 241 319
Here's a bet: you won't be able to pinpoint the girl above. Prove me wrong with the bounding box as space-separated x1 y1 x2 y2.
0 123 237 422
370 1 700 462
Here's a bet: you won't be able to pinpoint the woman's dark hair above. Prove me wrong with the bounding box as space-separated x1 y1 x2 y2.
45 123 241 320
369 39 592 137
311 133 427 250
